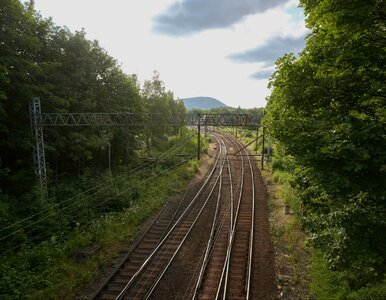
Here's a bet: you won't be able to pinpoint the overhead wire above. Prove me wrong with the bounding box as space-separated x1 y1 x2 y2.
0 130 196 234
0 132 197 244
0 153 196 255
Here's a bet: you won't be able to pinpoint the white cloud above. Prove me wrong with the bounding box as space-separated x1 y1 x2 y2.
33 0 306 109
153 0 289 36
229 35 306 66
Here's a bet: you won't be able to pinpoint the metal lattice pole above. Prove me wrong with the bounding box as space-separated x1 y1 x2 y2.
261 127 266 170
197 113 201 160
28 102 263 185
29 97 47 194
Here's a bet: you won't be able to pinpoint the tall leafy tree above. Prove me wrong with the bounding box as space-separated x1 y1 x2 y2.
0 0 54 195
266 0 386 289
0 0 144 229
141 71 185 154
42 30 143 173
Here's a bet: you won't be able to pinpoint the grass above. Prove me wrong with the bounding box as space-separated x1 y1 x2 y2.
262 166 312 299
0 154 200 299
218 128 386 299
220 127 312 298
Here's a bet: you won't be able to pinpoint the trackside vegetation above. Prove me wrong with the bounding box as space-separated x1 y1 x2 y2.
0 157 201 299
2 0 385 299
0 1 209 298
265 0 386 298
224 126 312 298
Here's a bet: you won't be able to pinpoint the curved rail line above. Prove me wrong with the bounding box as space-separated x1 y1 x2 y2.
117 137 227 300
141 137 229 300
191 132 256 300
191 137 232 299
94 135 225 300
224 134 255 300
93 131 258 300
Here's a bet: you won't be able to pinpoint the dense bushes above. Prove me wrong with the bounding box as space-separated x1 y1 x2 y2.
266 0 386 297
0 158 198 298
0 0 189 248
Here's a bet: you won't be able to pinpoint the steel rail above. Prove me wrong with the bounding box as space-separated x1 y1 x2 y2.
193 131 255 300
220 137 235 300
212 133 245 300
91 158 198 299
90 205 167 299
220 133 256 300
123 138 225 299
143 140 227 299
114 136 223 300
134 135 224 298
218 135 245 300
245 141 255 300
222 133 256 300
190 132 244 300
191 138 228 299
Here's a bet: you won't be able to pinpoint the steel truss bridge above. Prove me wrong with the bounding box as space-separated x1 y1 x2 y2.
29 98 264 190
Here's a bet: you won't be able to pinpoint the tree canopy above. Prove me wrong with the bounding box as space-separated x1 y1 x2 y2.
0 0 186 241
266 0 386 291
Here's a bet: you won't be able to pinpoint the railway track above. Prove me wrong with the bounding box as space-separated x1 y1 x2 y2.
223 135 255 300
93 135 226 300
191 132 255 300
92 131 266 300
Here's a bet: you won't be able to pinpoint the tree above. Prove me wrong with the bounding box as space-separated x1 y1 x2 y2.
0 0 55 195
42 30 143 173
266 0 386 290
0 0 144 228
141 71 186 154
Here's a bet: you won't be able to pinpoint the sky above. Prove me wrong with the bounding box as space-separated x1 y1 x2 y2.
33 0 308 108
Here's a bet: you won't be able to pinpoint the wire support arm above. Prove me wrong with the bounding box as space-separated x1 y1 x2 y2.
230 135 263 156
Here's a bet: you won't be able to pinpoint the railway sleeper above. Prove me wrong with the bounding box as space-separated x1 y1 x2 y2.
121 262 141 271
98 291 119 300
204 278 223 289
232 242 248 249
162 240 181 248
237 215 252 221
137 243 158 251
149 225 168 232
199 295 219 300
142 238 161 244
114 274 134 283
129 256 149 264
131 250 152 258
225 295 246 300
106 282 126 292
230 257 247 264
124 290 147 299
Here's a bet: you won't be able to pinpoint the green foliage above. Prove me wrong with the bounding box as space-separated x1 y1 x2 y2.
270 149 302 214
310 250 350 300
0 156 195 298
141 71 186 155
0 1 194 297
0 0 144 195
346 280 386 300
0 0 189 243
311 250 386 300
266 0 386 295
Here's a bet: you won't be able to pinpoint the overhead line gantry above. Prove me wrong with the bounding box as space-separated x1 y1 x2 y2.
29 97 264 191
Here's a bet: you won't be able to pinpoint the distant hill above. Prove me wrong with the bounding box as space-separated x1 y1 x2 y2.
181 97 228 110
